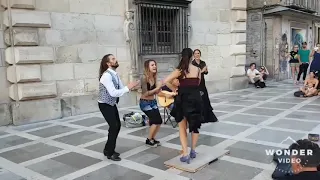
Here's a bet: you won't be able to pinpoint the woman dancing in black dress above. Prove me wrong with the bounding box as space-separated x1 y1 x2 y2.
163 48 203 164
192 49 218 123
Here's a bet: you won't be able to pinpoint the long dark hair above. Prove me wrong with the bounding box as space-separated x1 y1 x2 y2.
99 54 113 80
177 48 193 79
143 59 157 83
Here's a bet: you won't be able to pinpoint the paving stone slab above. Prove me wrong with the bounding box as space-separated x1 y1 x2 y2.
86 137 145 154
211 105 246 112
0 135 32 149
221 114 269 125
285 111 320 121
73 164 153 180
54 130 105 146
244 96 272 101
27 158 78 179
224 100 258 106
11 123 51 132
273 98 307 104
226 141 278 164
70 117 106 127
298 104 320 112
0 168 26 180
202 123 250 136
167 134 226 147
242 108 283 116
28 125 75 138
129 127 177 139
127 146 179 170
246 129 305 144
180 159 263 180
268 119 319 132
0 143 62 163
258 102 297 110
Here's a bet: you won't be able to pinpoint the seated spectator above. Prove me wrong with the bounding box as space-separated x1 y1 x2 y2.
300 71 319 97
259 66 269 80
278 139 320 180
247 63 265 88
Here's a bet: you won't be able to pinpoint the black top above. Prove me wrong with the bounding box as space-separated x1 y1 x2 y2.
279 171 320 180
289 51 299 63
192 60 207 88
161 85 172 92
147 82 156 91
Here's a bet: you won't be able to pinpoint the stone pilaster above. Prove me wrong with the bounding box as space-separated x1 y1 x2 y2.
3 0 59 125
229 0 248 90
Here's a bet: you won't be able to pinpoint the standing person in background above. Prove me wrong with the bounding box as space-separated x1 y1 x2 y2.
288 45 300 84
192 49 218 123
297 42 311 84
98 54 140 161
310 43 320 73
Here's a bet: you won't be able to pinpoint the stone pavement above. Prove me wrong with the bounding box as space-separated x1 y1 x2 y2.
0 80 320 180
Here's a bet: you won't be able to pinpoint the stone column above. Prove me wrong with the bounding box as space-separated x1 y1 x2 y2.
229 0 248 90
3 0 60 125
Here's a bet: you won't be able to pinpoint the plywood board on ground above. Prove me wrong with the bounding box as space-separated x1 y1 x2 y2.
164 145 230 173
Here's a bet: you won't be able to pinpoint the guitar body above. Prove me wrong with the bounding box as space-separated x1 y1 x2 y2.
158 91 174 107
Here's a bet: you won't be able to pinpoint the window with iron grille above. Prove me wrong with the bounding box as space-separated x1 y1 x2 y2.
136 1 189 55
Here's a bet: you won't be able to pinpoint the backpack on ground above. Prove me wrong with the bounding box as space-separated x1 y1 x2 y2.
122 112 146 128
293 90 304 97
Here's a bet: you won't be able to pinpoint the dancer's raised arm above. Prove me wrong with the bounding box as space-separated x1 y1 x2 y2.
162 69 181 85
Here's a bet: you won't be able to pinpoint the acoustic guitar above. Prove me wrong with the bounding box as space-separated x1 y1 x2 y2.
158 90 175 107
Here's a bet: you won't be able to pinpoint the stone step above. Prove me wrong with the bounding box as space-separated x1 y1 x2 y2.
7 64 41 83
3 9 51 28
1 0 36 9
4 27 39 46
5 46 54 64
9 81 57 101
231 0 247 10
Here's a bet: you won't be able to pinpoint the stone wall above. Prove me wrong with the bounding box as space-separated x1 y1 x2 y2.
1 0 135 125
189 0 248 93
0 5 11 126
246 10 263 66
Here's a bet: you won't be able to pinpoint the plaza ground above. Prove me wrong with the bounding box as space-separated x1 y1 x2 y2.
0 80 319 180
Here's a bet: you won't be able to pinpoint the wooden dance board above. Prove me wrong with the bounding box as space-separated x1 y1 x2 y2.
164 145 230 173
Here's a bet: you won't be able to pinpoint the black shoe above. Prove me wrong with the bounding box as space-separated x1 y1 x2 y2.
152 138 161 145
106 154 121 161
103 150 120 157
146 138 157 147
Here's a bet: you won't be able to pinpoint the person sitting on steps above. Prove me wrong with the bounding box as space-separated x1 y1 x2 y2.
247 63 265 88
300 71 319 97
259 66 269 81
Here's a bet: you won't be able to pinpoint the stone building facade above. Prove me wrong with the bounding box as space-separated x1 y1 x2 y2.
0 0 247 126
247 0 320 80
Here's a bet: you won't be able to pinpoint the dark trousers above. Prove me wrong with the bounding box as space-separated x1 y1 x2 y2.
297 63 309 81
98 103 121 156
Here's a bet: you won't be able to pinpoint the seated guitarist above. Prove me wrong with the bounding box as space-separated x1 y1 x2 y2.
160 79 179 110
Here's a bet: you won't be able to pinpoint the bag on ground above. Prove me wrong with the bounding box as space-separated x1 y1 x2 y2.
123 112 146 128
293 90 304 97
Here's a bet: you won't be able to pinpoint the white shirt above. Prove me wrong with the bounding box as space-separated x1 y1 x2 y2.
247 69 260 77
99 69 129 98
